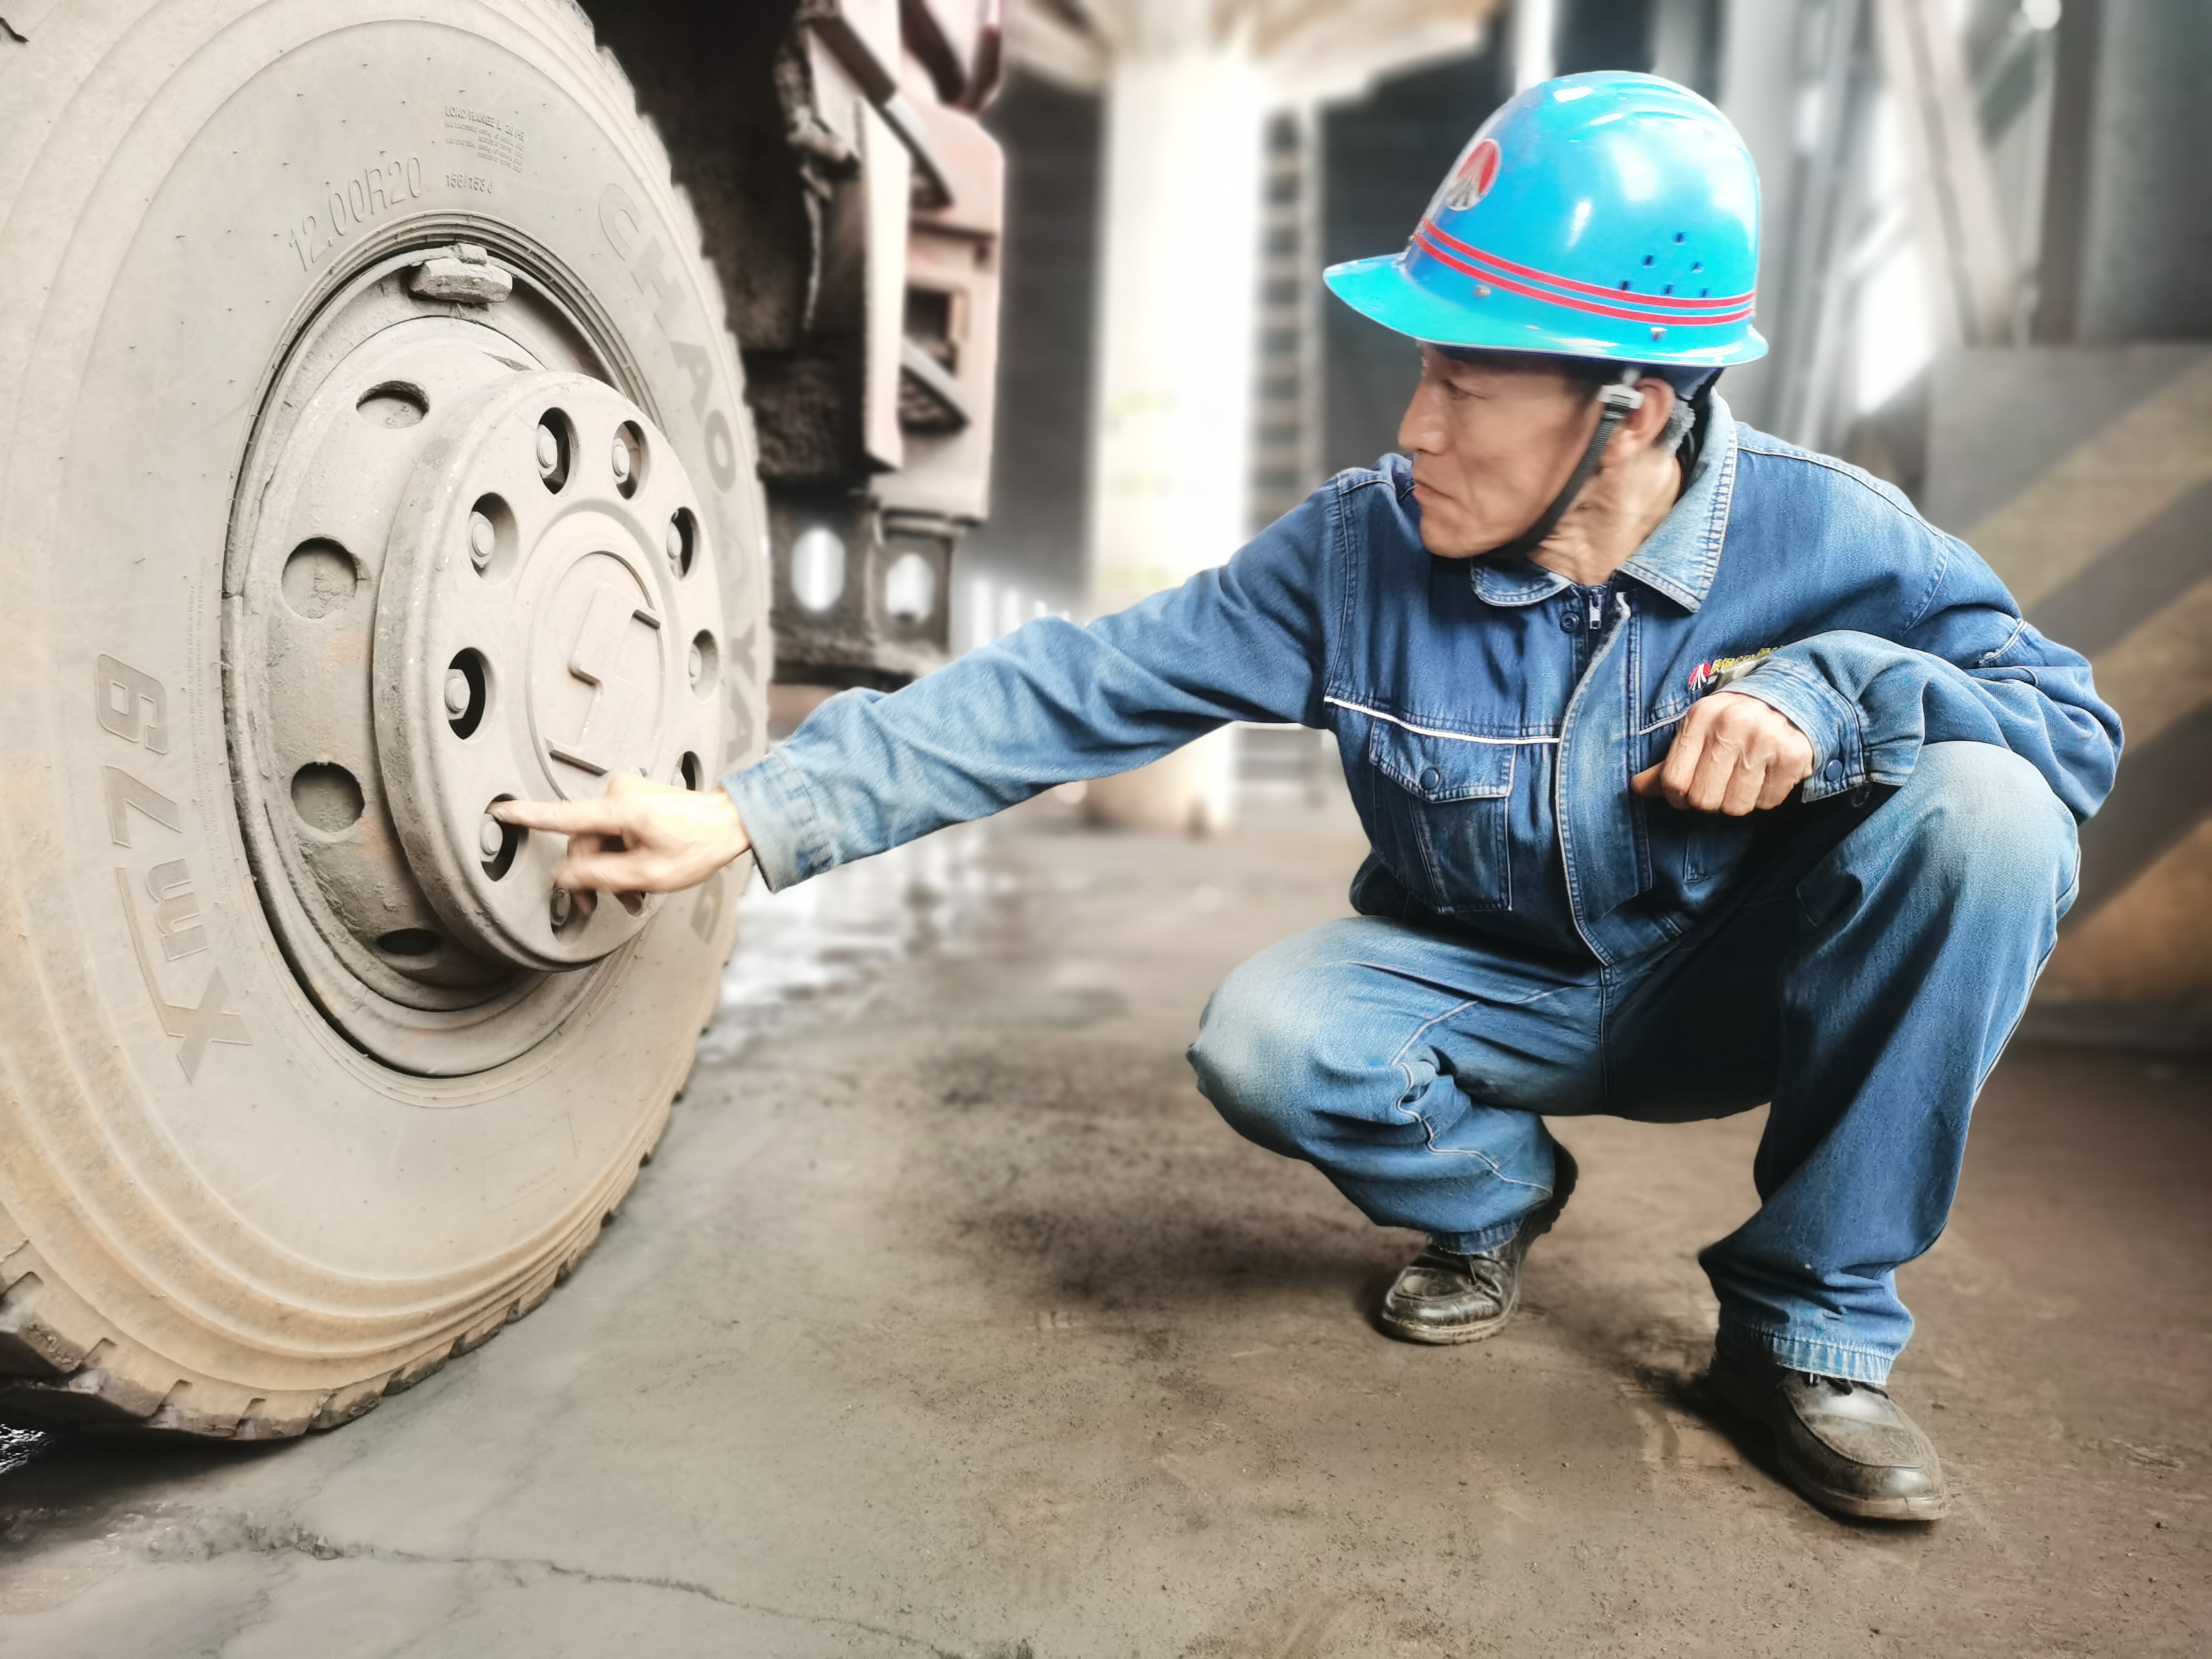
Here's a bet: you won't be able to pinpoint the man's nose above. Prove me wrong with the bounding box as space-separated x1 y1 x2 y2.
1398 380 1444 455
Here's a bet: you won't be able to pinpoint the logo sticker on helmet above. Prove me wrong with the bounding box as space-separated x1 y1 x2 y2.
1443 139 1501 212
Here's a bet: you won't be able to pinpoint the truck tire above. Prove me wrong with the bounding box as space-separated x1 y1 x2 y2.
0 0 768 1436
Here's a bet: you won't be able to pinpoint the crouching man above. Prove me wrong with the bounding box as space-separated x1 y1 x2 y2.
501 75 2119 1523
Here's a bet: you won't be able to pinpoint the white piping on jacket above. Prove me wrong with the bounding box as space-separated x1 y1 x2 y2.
1323 695 1561 745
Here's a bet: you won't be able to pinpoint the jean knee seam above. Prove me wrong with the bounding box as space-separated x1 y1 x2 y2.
1384 997 1551 1196
1410 1127 1550 1195
1345 960 1575 1012
1386 997 1480 1099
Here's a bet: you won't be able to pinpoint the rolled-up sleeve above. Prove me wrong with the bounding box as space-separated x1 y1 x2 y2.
1732 534 2122 821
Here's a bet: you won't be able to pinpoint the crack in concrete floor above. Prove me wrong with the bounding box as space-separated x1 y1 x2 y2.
135 1506 1006 1658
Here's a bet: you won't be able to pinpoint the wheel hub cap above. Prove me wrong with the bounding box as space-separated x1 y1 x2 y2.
227 260 731 1070
377 369 722 972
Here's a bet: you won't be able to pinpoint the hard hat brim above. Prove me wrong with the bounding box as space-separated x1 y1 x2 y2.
1324 253 1769 368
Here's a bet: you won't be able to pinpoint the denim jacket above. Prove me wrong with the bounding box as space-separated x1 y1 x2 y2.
726 397 2122 965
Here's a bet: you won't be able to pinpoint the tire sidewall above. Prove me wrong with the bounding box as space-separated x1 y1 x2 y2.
0 0 766 1397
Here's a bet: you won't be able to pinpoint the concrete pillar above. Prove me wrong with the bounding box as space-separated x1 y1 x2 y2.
2068 0 2212 343
1082 44 1265 835
1511 0 1558 91
1713 0 1809 432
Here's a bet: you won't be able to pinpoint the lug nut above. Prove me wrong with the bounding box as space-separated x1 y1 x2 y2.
479 816 506 859
610 435 632 483
535 421 560 477
665 518 685 566
443 668 471 718
549 887 573 929
688 642 705 684
468 511 496 569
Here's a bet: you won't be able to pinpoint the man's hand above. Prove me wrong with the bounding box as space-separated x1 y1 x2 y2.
493 773 751 903
1631 691 1815 815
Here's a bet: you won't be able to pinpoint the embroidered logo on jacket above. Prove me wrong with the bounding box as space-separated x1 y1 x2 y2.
1687 648 1775 697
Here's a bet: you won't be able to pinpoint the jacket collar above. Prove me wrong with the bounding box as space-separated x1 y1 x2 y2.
1466 394 1738 614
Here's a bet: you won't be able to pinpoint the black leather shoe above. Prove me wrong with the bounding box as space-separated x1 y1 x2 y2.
1378 1143 1578 1344
1706 1346 1950 1521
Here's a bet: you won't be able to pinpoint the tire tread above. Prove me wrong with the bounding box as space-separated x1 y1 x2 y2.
0 1133 666 1436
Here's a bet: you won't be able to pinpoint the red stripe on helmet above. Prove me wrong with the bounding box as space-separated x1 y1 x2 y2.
1420 218 1755 313
1411 227 1755 327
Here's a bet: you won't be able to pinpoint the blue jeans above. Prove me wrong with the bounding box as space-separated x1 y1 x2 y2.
1188 744 2079 1384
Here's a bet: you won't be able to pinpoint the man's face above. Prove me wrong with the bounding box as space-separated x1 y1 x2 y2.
1396 347 1603 559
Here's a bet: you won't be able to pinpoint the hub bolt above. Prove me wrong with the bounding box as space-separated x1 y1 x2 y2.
549 886 574 929
665 519 685 566
444 668 472 719
479 816 506 859
610 435 632 483
468 511 496 569
535 421 560 478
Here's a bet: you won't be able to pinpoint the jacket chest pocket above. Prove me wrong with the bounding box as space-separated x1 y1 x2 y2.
1362 720 1515 914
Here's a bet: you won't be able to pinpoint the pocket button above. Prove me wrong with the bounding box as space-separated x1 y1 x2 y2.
1418 766 1443 793
1824 759 1844 784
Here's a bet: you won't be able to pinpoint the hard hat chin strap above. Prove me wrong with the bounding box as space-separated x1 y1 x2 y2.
1491 367 1646 563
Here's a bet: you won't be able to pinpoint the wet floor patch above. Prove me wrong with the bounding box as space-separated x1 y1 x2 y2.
695 819 1008 1066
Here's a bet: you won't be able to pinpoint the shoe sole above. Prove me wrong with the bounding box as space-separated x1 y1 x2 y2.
1379 1279 1523 1346
1706 1362 1951 1523
1377 1145 1578 1346
1820 1489 1950 1523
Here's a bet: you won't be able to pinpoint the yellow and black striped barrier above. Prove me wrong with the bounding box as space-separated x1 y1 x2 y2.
1929 347 2212 1052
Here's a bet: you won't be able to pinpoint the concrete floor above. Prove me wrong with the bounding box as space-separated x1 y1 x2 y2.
1 790 2207 1657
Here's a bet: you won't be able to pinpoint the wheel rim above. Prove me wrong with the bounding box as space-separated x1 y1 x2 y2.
227 240 729 1073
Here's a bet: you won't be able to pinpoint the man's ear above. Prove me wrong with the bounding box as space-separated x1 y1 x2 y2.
1617 375 1678 454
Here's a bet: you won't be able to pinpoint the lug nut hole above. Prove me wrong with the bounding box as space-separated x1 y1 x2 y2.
357 381 428 428
446 649 489 739
612 421 645 498
375 929 442 958
689 629 720 698
666 507 697 577
535 411 572 492
467 495 516 578
679 751 703 791
481 797 522 880
291 762 365 834
281 539 362 620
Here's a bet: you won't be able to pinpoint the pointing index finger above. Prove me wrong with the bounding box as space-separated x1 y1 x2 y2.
492 797 625 834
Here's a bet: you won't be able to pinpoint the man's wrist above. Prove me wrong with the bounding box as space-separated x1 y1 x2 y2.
708 788 752 864
1727 665 1858 799
720 750 830 892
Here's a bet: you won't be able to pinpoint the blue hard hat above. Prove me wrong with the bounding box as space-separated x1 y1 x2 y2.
1324 72 1766 367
